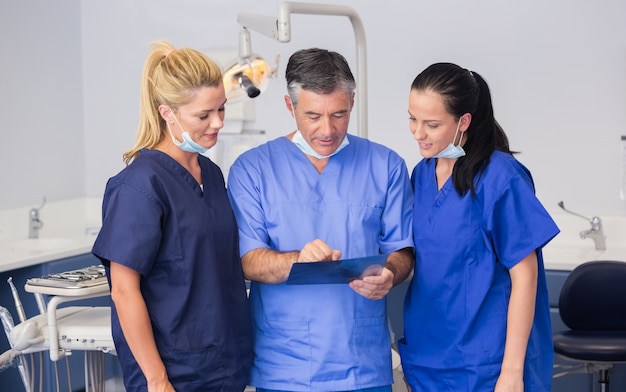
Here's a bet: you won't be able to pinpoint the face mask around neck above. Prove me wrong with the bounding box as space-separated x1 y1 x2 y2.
433 117 465 159
291 130 349 159
166 108 208 154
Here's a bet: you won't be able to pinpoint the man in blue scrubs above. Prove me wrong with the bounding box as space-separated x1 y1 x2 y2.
227 48 414 392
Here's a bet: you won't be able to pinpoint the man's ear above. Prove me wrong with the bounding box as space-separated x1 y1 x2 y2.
284 95 295 117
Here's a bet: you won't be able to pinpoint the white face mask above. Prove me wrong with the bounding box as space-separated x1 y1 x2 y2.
291 130 349 159
433 117 465 159
166 108 208 154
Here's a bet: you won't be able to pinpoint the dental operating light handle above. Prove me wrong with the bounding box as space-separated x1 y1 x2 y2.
238 1 368 138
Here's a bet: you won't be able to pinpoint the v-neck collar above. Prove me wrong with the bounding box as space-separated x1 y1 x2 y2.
144 149 204 198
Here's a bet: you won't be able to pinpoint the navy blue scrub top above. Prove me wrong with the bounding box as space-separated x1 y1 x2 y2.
92 149 253 391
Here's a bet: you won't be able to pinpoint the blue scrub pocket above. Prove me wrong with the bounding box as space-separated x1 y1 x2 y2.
257 319 311 384
354 316 392 385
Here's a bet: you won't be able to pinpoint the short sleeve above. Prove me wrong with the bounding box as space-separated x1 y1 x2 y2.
378 154 414 254
92 180 163 276
227 159 271 256
487 171 559 269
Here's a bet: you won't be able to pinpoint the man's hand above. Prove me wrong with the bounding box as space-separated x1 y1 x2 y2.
349 267 394 300
298 239 341 262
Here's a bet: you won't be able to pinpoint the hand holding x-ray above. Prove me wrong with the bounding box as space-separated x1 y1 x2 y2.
297 238 342 263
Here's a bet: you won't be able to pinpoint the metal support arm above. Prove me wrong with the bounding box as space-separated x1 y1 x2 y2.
237 1 368 138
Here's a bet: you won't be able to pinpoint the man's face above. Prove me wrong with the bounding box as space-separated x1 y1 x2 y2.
288 89 354 157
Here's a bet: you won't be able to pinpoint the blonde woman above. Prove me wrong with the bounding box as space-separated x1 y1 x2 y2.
92 40 253 392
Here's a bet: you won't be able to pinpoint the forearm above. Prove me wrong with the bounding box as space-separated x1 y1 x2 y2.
241 248 300 284
242 239 342 284
385 247 414 286
112 289 168 384
501 253 538 376
110 263 168 385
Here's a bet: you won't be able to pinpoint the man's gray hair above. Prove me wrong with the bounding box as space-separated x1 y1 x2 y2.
285 48 356 107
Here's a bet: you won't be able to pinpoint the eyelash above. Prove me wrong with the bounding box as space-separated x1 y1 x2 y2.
409 118 440 130
308 115 345 121
198 107 225 121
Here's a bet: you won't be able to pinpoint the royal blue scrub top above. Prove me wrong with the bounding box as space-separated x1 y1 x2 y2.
399 151 558 391
93 149 253 391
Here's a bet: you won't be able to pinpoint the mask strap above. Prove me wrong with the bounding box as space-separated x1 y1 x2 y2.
166 106 186 144
452 117 463 147
166 122 181 146
169 108 184 131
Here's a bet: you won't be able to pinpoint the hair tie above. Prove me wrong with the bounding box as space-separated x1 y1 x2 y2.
165 48 176 58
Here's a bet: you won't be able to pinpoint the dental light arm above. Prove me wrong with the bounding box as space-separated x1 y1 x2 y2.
236 1 368 138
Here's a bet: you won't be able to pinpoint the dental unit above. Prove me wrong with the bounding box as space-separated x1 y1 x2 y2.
1 265 114 392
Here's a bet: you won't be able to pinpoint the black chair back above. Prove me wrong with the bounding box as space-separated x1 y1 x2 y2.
559 260 626 331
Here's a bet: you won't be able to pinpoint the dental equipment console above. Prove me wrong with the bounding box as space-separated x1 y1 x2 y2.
1 265 113 392
557 201 607 251
26 264 108 291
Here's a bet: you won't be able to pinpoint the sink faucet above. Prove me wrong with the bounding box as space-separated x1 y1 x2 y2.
579 216 606 251
28 197 46 239
558 201 606 251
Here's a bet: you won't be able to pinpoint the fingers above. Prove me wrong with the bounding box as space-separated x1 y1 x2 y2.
349 268 394 300
298 239 341 262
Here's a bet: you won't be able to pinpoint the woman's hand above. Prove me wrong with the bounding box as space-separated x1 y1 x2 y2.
494 371 523 392
148 378 176 392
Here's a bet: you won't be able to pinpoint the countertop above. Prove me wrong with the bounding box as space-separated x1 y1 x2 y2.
0 198 102 273
0 198 624 273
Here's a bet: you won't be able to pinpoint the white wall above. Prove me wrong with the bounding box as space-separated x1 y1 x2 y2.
2 0 626 218
0 0 83 210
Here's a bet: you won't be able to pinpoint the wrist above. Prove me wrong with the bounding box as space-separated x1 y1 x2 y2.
145 368 168 385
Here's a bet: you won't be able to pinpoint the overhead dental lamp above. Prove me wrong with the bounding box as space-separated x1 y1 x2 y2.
227 1 368 138
223 27 278 104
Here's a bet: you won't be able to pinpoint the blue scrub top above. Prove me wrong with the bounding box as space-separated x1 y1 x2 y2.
92 149 253 391
227 135 414 391
399 151 558 391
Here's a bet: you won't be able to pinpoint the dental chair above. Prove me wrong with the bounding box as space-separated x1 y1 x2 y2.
552 260 626 392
